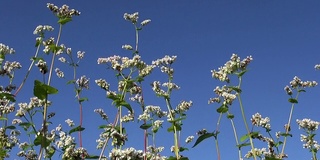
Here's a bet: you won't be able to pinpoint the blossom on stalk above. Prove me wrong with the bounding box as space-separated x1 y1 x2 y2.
211 54 253 82
251 113 271 130
176 100 193 113
33 25 54 36
122 44 133 50
77 51 85 59
55 68 64 78
47 3 80 19
95 78 110 91
185 136 194 143
0 43 15 55
208 85 237 105
123 12 139 23
76 75 89 89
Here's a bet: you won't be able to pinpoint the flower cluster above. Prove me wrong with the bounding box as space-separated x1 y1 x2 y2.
185 136 194 144
208 85 237 105
97 55 154 76
96 124 128 148
0 127 20 157
54 68 64 78
146 146 167 160
297 119 320 132
47 3 80 19
16 97 50 117
152 55 177 77
290 76 317 89
109 147 144 160
138 105 167 121
124 12 139 24
251 113 271 130
35 59 48 74
94 108 108 120
176 100 193 113
211 54 253 82
76 75 90 89
297 119 320 157
33 25 54 36
0 43 15 55
244 148 267 159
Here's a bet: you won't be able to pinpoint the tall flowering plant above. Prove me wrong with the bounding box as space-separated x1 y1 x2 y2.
1 2 320 160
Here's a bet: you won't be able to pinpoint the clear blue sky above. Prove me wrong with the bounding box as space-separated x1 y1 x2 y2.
1 1 320 159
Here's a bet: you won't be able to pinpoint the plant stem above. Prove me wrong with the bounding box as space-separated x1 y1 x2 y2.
237 77 256 160
280 92 300 158
214 113 222 160
14 43 41 96
227 111 242 160
165 97 180 159
38 24 63 160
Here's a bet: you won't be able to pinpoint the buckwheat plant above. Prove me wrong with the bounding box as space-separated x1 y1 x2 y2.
193 54 255 160
95 12 163 160
0 43 21 159
280 76 317 159
151 55 193 160
9 3 89 160
296 118 320 160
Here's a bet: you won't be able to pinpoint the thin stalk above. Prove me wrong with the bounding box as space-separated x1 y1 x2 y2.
38 24 63 160
165 97 180 159
99 112 120 159
215 113 223 160
227 111 242 160
47 24 62 85
237 77 256 160
14 43 41 96
280 92 300 158
134 25 139 53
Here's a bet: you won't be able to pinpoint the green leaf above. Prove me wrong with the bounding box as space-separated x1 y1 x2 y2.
298 89 306 93
240 134 249 142
5 125 16 130
227 114 234 119
265 156 282 160
228 86 242 93
216 105 228 113
280 133 292 137
0 117 7 121
69 125 85 135
140 123 152 130
33 80 58 100
45 146 55 158
98 125 108 129
192 132 215 148
288 98 298 104
237 70 247 77
119 101 133 113
179 147 189 152
168 117 186 123
167 123 182 132
250 131 260 138
19 122 34 130
34 134 51 147
0 92 16 102
58 17 72 25
79 97 88 103
86 155 100 159
67 80 76 84
236 142 251 149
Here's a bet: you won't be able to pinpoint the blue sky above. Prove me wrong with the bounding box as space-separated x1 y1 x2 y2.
1 1 320 159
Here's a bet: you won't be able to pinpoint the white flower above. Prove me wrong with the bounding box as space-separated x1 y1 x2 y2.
141 19 151 26
65 119 75 127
